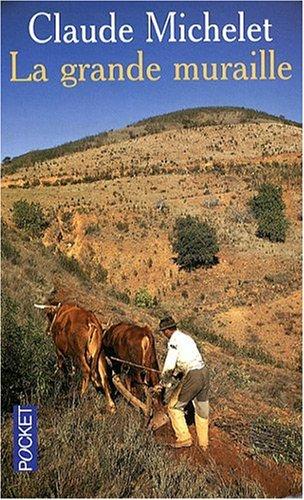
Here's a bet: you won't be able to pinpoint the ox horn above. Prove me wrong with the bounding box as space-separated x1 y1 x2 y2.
34 303 56 310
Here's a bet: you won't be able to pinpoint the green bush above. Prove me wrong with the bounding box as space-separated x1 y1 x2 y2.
1 294 55 413
172 215 219 270
12 199 48 237
134 288 155 308
249 184 288 242
250 184 284 218
256 210 288 242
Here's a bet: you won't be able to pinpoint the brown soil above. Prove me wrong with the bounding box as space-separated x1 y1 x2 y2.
155 423 300 497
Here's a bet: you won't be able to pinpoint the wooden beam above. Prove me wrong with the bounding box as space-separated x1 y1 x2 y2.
112 374 148 415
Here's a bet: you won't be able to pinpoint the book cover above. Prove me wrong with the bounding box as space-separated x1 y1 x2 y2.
1 1 302 498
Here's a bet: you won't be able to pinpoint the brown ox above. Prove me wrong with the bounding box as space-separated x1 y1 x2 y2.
102 322 160 395
35 302 116 413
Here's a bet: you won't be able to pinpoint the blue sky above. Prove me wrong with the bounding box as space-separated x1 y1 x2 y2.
1 1 302 158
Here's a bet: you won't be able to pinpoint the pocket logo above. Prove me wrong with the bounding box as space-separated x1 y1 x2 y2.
13 405 38 472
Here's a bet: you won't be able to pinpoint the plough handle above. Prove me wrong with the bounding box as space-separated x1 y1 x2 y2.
112 374 149 415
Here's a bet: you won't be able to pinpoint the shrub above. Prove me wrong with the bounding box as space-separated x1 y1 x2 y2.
172 215 219 270
256 210 288 242
61 211 73 224
250 184 284 218
1 294 55 413
134 288 155 308
249 184 288 242
12 199 48 237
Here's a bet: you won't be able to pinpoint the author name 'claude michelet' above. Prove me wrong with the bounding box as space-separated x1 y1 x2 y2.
28 11 273 44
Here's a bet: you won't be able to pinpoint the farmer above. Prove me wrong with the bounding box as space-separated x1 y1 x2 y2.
156 316 209 449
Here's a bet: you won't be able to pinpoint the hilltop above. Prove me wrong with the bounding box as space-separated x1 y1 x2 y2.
2 106 301 175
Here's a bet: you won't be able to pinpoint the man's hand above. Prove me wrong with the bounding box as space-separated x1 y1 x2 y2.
152 383 163 393
161 370 174 388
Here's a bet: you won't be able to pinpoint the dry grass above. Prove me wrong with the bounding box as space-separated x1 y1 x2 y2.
1 396 267 498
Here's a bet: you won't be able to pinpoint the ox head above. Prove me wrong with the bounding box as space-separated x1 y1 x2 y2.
34 301 61 332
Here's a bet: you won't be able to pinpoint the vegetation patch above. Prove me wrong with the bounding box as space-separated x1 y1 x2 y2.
135 288 156 308
1 224 20 264
228 366 252 389
264 272 289 285
116 221 129 233
249 183 288 242
250 416 302 465
172 215 219 270
1 294 55 413
12 199 48 238
215 415 301 465
85 223 101 237
108 287 131 304
241 345 277 365
58 252 88 283
1 398 267 498
91 263 108 283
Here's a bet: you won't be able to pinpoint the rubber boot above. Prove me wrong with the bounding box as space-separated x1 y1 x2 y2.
168 407 192 447
195 413 208 450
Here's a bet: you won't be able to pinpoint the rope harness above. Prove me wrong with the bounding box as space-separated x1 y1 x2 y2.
47 303 62 335
108 355 161 374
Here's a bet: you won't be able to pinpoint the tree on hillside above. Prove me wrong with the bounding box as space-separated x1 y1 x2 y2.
249 183 288 242
172 215 219 271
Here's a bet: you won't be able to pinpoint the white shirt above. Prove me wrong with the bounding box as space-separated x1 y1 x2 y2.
162 329 204 375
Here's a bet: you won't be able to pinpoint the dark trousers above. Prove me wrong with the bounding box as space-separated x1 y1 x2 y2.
173 367 209 418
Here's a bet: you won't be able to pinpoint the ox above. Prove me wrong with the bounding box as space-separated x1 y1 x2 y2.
103 322 160 395
34 302 116 413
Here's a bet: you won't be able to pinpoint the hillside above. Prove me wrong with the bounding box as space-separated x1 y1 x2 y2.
1 106 302 497
2 106 301 176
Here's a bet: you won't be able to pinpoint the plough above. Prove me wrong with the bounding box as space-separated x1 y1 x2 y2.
109 356 170 430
